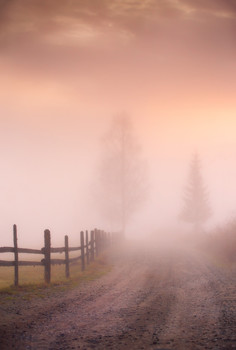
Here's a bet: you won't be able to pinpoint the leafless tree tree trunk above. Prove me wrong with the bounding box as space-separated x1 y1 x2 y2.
97 114 148 236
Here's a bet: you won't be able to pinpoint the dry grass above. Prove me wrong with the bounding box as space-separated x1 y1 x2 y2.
205 220 236 267
0 254 112 296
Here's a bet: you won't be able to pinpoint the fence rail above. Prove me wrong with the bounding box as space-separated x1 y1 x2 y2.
0 225 114 286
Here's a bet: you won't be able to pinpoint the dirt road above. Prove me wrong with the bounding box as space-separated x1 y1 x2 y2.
0 242 235 349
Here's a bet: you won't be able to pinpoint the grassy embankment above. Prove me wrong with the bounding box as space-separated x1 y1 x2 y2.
204 220 236 269
0 253 112 298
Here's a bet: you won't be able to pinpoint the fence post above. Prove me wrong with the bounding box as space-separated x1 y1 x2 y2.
65 235 70 278
101 230 103 251
86 230 90 265
100 230 103 252
44 229 51 283
90 230 95 262
104 231 107 249
80 231 85 271
95 229 99 257
13 224 19 287
99 230 102 253
102 230 105 250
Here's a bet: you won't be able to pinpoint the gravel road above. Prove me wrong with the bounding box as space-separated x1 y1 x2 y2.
0 241 235 350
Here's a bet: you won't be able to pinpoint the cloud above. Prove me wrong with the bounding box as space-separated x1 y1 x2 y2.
180 0 236 17
0 0 235 82
1 0 235 48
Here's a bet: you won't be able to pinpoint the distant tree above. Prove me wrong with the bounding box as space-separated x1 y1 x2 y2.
97 113 147 236
180 154 211 233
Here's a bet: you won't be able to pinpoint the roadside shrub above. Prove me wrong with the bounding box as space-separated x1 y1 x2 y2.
206 219 236 264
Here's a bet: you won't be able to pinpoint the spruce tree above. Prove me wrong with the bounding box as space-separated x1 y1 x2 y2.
180 154 211 233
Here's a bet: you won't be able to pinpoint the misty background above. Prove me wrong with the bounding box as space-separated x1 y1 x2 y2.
1 0 236 247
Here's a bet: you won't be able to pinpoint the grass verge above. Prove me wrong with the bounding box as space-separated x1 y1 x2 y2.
0 253 112 300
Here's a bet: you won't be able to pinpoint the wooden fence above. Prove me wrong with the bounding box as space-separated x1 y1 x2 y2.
0 225 113 286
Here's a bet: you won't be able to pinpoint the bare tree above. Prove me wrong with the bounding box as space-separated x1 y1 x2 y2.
97 114 147 236
180 153 211 233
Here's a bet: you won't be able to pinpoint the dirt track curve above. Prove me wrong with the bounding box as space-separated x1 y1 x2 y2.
0 241 235 350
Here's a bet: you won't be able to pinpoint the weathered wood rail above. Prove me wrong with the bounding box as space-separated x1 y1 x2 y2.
0 225 114 286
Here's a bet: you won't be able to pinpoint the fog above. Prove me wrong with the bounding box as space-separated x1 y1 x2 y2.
1 0 236 248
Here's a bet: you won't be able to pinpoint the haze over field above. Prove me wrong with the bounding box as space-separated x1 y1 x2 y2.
1 0 236 246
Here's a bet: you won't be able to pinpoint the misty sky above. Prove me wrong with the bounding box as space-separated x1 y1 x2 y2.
1 0 236 246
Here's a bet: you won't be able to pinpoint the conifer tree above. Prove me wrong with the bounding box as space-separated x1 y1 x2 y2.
180 154 211 233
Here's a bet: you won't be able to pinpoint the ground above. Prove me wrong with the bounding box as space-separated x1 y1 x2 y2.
0 240 235 350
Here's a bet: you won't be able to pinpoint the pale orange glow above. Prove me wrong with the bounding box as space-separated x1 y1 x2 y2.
0 0 236 244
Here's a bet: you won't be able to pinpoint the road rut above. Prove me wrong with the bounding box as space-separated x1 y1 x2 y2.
0 242 235 349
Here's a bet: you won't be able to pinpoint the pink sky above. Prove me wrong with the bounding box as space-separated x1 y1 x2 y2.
1 0 236 245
